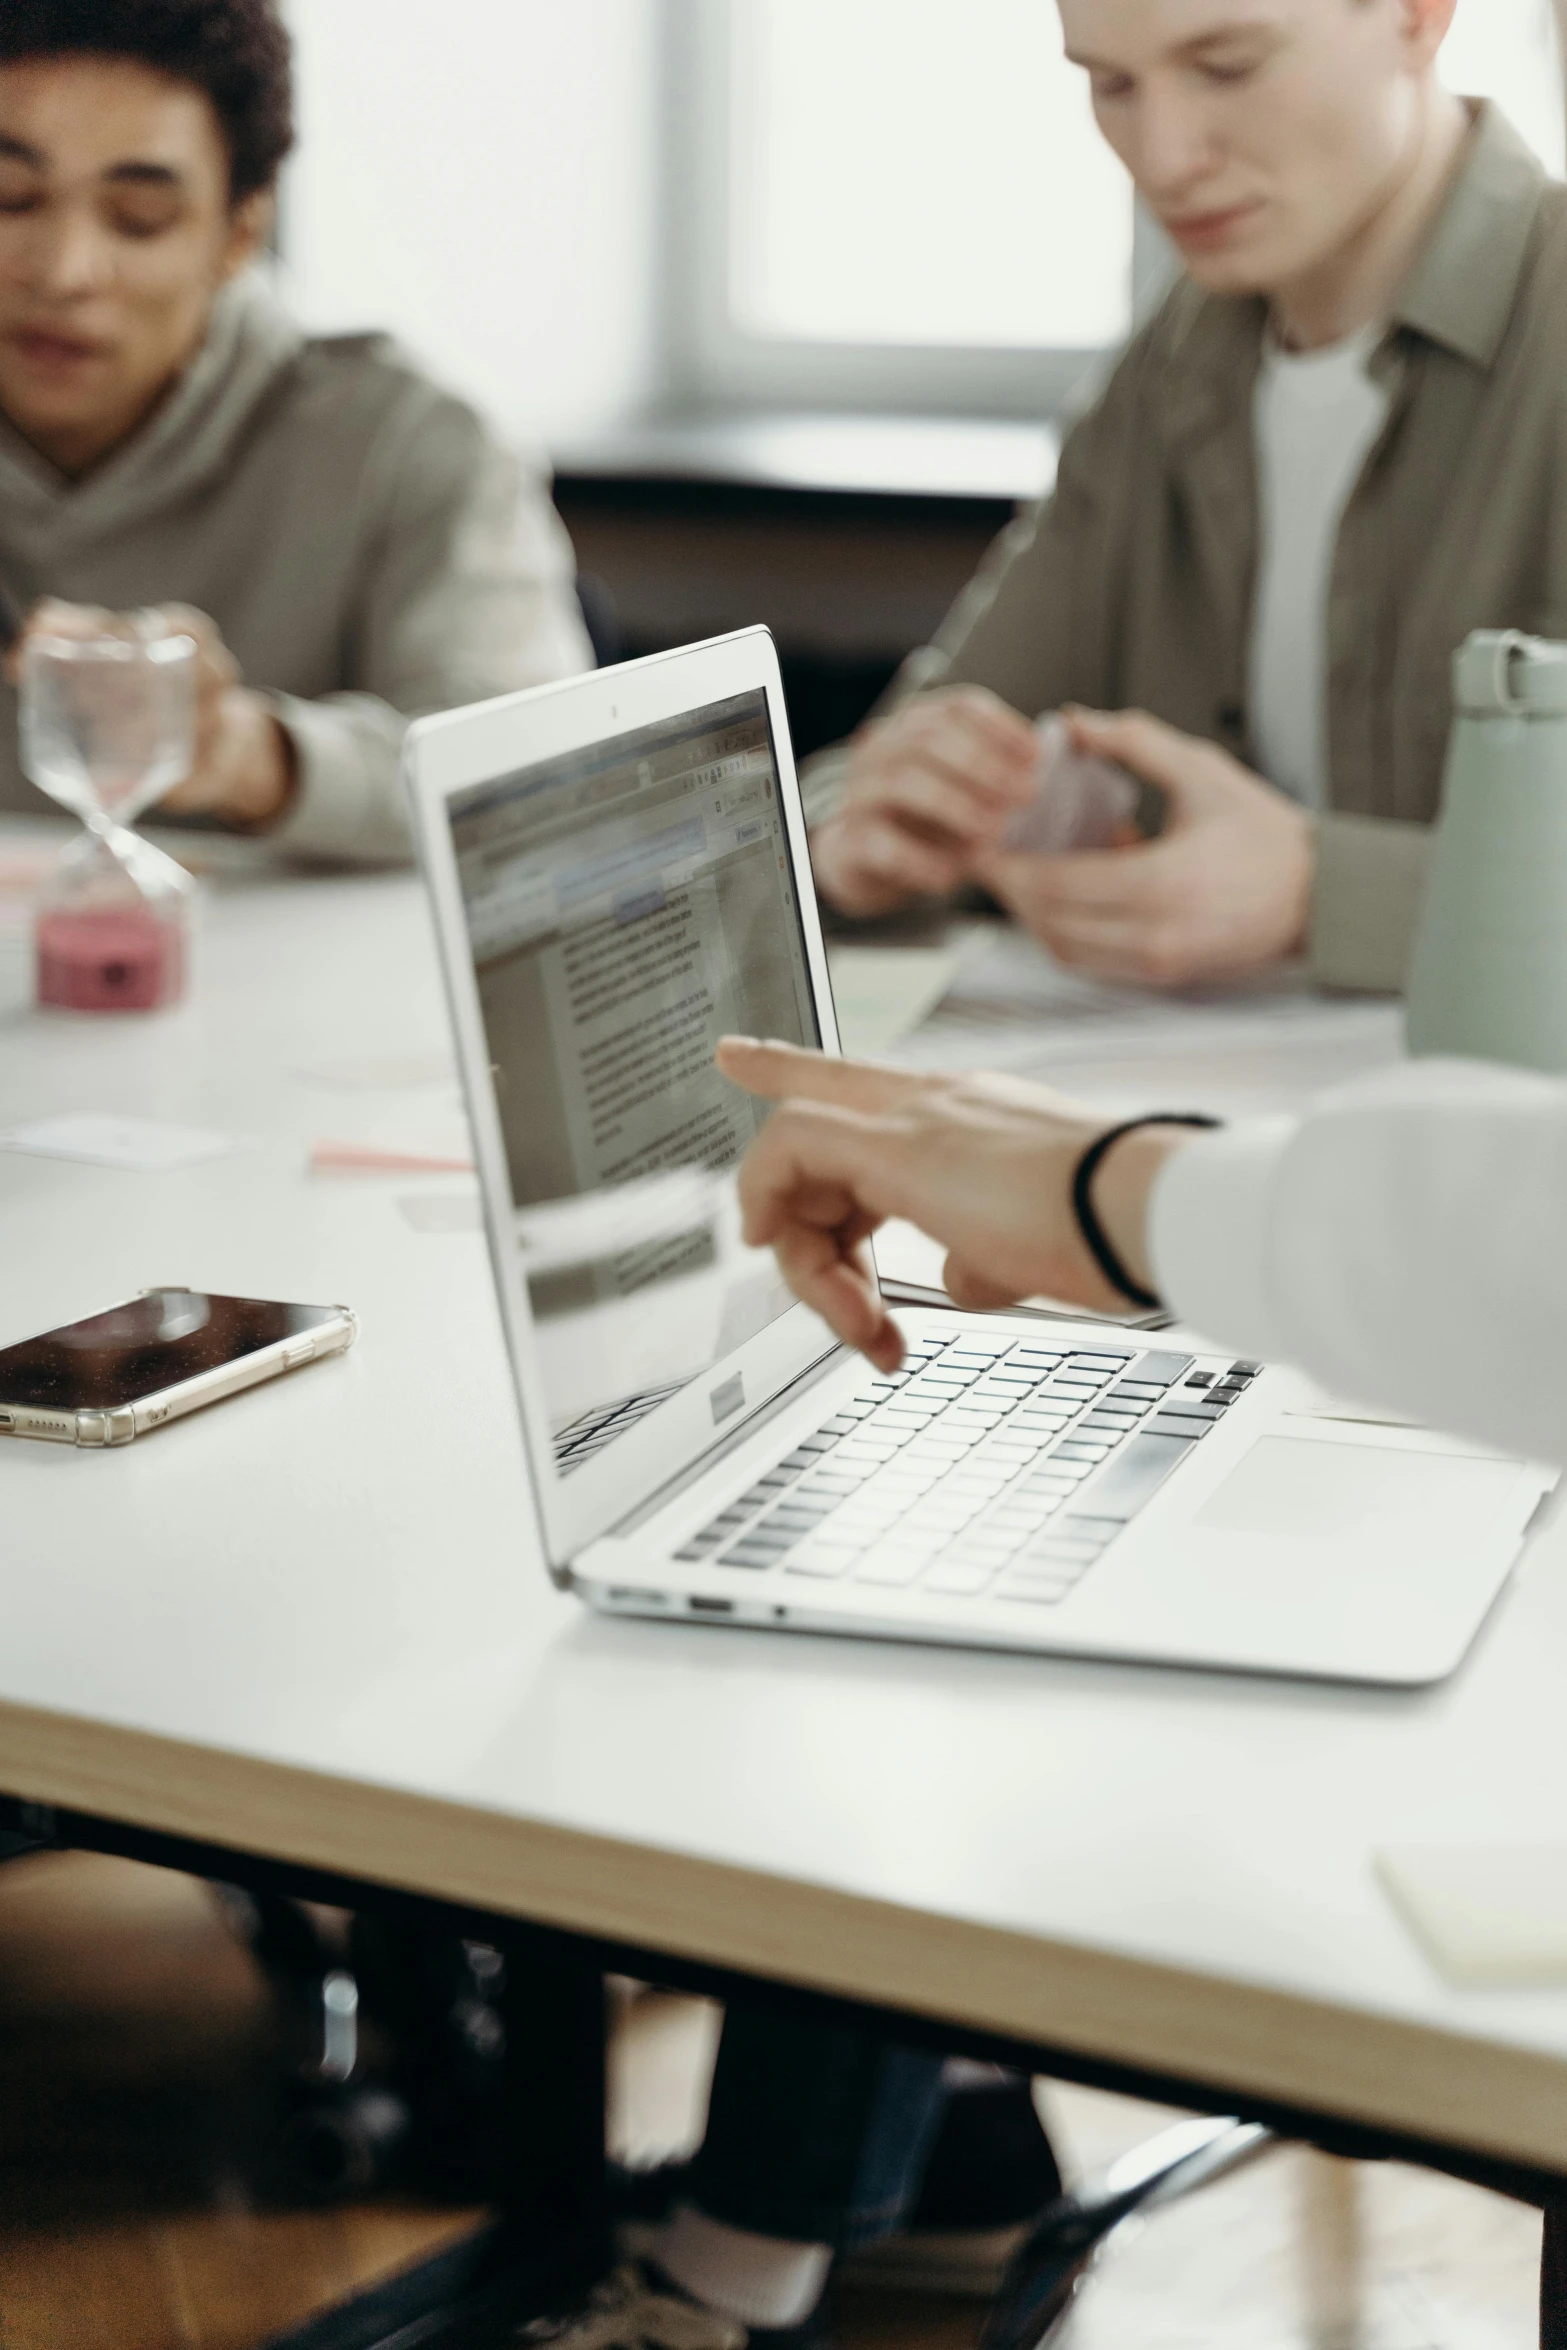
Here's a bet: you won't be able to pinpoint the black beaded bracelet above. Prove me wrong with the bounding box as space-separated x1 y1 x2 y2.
1071 1116 1223 1313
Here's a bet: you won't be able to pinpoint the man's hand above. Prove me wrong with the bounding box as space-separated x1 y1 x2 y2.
810 685 1038 917
716 1037 1200 1369
9 599 295 829
975 709 1314 988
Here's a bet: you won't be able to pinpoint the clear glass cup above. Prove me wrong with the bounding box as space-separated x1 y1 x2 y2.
19 624 199 1012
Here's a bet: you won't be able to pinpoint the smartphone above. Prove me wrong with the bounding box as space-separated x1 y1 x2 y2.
1000 715 1165 855
0 1289 357 1448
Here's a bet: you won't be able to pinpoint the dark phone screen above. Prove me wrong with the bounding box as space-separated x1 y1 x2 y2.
0 1291 340 1410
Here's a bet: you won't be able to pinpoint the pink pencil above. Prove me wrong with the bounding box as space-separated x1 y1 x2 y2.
310 1140 475 1175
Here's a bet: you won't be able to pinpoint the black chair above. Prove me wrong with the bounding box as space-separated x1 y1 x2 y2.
981 2113 1277 2350
213 1884 513 2203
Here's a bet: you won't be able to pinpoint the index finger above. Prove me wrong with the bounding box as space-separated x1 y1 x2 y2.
717 1036 933 1113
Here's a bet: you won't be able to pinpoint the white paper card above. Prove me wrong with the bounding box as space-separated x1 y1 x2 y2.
1376 1845 1567 1986
0 1112 254 1172
399 1193 482 1234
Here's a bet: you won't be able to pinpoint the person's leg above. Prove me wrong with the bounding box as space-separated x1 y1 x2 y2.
901 2060 1062 2234
647 2007 1062 2333
647 2005 947 2328
1542 2207 1567 2348
688 2005 948 2250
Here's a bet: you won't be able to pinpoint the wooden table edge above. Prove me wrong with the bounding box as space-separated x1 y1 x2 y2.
3 1694 1563 2176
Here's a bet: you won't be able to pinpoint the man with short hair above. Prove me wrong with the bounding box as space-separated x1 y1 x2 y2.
0 0 589 858
808 0 1567 994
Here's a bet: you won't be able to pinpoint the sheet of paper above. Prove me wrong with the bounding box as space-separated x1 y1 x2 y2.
826 941 970 1055
0 1112 255 1172
899 926 1401 1078
1377 1846 1567 1986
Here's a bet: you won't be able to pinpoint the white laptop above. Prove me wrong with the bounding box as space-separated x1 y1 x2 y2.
407 628 1553 1689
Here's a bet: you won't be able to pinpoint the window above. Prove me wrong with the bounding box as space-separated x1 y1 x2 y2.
730 1 1131 357
671 0 1564 419
1442 0 1563 180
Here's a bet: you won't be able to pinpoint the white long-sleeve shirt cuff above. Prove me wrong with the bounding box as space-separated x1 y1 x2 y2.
1141 1063 1567 1468
1148 1117 1298 1359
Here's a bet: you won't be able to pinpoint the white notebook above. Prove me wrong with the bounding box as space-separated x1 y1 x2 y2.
1377 1846 1567 1986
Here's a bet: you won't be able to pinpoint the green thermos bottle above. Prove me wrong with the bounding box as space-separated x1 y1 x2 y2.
1406 630 1567 1072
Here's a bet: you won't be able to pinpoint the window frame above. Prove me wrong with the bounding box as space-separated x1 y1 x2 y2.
660 0 1166 422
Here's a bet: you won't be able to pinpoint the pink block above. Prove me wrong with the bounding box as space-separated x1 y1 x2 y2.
36 906 186 1012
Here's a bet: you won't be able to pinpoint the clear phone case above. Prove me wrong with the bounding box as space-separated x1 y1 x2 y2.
1001 715 1141 856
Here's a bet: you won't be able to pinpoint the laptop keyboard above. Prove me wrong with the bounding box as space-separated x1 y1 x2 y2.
674 1336 1261 1608
556 1380 690 1471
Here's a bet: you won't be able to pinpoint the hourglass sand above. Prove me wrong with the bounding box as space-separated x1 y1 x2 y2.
19 625 199 1012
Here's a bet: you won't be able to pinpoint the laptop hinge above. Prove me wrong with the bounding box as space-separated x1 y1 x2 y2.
607 1343 844 1538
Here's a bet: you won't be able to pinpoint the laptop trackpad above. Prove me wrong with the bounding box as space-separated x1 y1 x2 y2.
1196 1436 1516 1550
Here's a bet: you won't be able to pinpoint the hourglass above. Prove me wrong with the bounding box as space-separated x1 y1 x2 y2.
19 623 199 1012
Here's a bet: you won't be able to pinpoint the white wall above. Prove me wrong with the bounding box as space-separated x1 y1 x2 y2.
280 0 660 450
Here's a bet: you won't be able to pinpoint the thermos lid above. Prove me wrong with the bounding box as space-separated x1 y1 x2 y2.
1454 630 1567 716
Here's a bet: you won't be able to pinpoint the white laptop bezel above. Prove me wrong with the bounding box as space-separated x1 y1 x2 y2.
406 627 846 1571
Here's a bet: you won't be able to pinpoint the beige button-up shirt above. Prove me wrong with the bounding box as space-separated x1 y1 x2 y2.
806 105 1567 992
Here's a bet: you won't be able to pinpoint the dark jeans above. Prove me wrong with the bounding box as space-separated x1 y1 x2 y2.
686 2005 949 2252
1545 2209 1567 2347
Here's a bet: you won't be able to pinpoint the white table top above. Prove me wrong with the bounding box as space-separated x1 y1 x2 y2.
3 860 1567 2178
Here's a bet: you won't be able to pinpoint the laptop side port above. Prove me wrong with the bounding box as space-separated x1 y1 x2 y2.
689 1596 735 1616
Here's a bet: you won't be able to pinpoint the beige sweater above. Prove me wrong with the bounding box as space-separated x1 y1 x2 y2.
0 274 591 861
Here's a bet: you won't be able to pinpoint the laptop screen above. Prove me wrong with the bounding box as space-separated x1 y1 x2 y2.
450 688 821 1472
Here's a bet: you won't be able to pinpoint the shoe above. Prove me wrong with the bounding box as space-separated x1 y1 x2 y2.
514 2260 827 2350
838 2074 1064 2300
